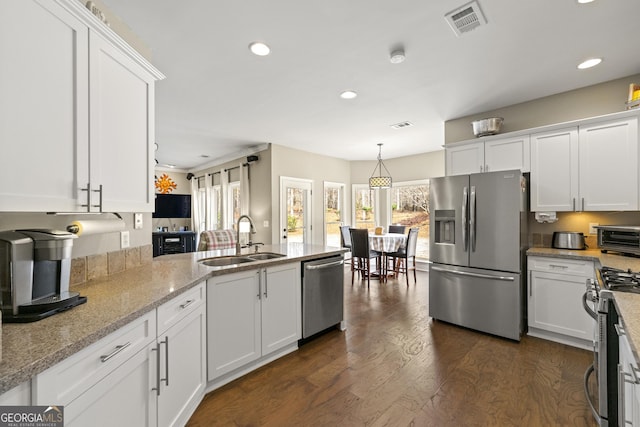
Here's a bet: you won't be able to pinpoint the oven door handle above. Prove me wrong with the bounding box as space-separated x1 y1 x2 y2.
582 291 597 320
584 364 602 425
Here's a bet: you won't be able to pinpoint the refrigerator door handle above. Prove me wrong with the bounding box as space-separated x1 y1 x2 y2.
462 186 468 251
470 186 477 252
431 265 515 281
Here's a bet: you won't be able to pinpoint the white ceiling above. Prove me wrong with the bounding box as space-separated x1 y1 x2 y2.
101 0 640 170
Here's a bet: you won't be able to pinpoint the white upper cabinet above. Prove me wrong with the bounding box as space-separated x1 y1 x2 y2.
0 0 163 212
89 33 157 212
530 128 579 212
484 135 530 173
531 116 638 211
446 142 484 176
0 0 89 212
445 135 530 176
578 118 638 211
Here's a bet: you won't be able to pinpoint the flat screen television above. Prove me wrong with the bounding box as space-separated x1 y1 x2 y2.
153 194 192 218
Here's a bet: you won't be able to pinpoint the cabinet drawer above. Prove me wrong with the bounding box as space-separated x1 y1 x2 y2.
528 256 595 276
33 310 156 406
157 282 205 335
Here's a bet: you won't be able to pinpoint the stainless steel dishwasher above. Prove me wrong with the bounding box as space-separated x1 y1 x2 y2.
301 255 344 339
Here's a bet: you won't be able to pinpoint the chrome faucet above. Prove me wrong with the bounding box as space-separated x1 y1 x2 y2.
236 215 257 255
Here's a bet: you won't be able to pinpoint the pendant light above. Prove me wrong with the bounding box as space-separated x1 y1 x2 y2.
369 143 392 189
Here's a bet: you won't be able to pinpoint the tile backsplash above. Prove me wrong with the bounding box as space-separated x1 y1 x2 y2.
70 244 153 286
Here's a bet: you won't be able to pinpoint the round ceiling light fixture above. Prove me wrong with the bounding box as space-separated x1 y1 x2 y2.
249 42 271 56
390 49 405 64
577 57 602 69
577 0 594 4
340 90 358 99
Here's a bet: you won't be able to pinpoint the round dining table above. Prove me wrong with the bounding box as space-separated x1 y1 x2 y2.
368 232 407 281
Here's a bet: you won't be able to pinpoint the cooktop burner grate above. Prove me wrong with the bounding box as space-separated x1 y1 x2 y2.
600 266 640 293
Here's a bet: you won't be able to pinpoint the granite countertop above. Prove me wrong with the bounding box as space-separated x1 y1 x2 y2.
0 243 346 394
527 247 640 367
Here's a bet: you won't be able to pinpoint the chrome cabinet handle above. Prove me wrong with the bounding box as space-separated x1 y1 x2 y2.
92 184 103 212
263 269 268 298
549 264 569 269
179 299 195 309
161 337 169 387
100 342 131 363
431 265 515 281
152 343 161 396
485 164 489 172
257 270 261 300
80 183 91 212
305 260 344 270
582 197 585 211
572 198 576 211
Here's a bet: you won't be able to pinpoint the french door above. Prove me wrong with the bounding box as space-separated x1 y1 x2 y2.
280 177 313 245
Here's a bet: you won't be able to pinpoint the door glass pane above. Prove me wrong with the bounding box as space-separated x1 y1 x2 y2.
287 187 305 243
354 187 375 231
324 185 343 247
390 181 430 259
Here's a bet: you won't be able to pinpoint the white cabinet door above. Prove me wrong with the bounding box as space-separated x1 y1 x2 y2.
528 270 594 342
89 33 156 212
484 135 530 173
579 117 638 211
0 0 89 212
65 344 156 427
207 270 261 380
445 142 484 176
261 263 301 355
158 305 206 427
530 128 579 211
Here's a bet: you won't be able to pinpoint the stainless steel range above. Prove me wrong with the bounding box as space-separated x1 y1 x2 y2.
583 266 640 426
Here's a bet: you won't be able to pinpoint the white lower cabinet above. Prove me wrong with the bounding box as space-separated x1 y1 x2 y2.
156 283 206 427
32 282 206 427
618 327 640 426
207 263 301 382
527 256 594 349
33 310 157 426
0 382 31 405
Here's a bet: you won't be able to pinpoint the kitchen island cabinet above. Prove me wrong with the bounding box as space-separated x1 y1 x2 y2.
207 262 301 386
0 0 163 212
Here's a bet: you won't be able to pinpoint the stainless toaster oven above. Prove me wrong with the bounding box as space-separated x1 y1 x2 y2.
595 225 640 256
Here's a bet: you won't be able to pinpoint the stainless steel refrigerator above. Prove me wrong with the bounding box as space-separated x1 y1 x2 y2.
429 169 528 341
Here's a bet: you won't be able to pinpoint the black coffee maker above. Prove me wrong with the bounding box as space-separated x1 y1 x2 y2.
0 229 87 322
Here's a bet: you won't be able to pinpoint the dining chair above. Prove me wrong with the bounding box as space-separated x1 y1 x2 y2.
349 228 380 288
386 227 419 286
387 224 406 234
339 225 352 249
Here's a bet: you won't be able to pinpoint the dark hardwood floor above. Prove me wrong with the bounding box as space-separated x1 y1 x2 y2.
187 268 597 426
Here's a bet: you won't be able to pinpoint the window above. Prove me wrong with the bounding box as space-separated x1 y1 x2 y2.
390 180 430 259
227 181 240 229
352 184 376 231
208 185 222 230
323 182 345 247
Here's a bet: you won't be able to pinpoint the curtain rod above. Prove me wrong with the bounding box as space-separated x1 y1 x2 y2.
223 163 249 173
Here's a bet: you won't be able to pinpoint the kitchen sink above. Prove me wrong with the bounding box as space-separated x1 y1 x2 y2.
246 252 286 261
199 256 254 267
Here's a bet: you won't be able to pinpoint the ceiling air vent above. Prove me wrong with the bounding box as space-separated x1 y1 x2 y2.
445 1 487 37
390 121 414 130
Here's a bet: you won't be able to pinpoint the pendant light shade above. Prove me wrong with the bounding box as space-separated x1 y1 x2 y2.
369 143 392 189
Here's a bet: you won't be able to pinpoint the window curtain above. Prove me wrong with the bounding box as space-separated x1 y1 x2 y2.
240 163 250 216
221 169 229 229
191 177 202 246
204 174 214 230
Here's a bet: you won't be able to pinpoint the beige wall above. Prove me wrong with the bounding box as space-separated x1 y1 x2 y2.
445 73 640 143
270 144 351 245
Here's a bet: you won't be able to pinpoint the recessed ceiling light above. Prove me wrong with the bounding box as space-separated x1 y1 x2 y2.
249 42 270 56
577 0 594 4
164 164 176 168
577 57 602 69
340 90 358 99
390 49 405 64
